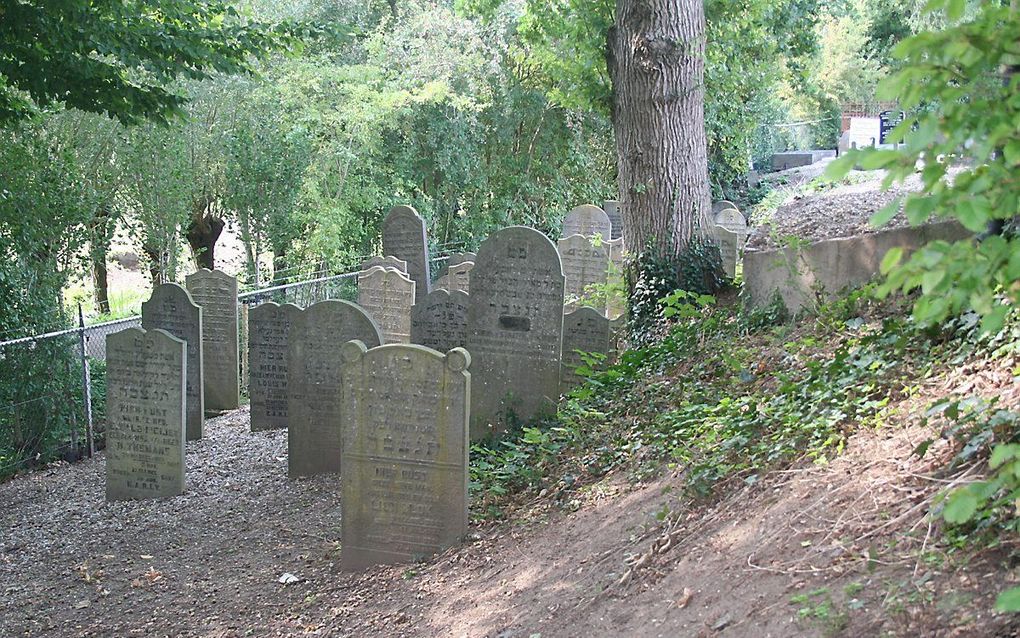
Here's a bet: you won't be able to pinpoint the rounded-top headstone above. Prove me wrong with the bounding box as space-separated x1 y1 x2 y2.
562 205 612 242
382 205 430 303
711 200 739 215
714 208 748 234
467 226 564 439
141 282 204 441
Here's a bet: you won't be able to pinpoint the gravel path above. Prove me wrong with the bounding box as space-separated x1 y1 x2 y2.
0 407 343 637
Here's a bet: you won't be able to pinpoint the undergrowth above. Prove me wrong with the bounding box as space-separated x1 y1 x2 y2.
469 289 1019 548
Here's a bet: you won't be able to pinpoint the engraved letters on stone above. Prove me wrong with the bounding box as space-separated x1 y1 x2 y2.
185 268 239 411
248 302 300 431
358 266 415 344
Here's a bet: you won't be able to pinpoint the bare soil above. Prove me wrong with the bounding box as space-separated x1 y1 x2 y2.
746 166 952 251
2 351 1018 638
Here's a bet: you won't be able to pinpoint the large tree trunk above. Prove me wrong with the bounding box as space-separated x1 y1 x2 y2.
186 197 225 271
608 0 712 258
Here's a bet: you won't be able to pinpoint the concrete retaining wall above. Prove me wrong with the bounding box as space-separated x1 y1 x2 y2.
743 220 971 314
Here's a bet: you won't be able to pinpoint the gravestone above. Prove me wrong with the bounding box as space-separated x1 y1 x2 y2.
382 205 430 302
711 200 739 215
603 200 623 241
340 342 470 570
435 261 473 294
248 302 301 432
358 266 416 344
879 110 905 145
185 268 239 411
715 226 742 278
714 207 748 235
105 327 186 501
557 234 609 310
141 283 204 440
436 252 476 278
411 289 469 353
562 204 612 242
561 307 611 392
362 255 408 273
605 238 627 320
288 300 383 477
467 226 564 439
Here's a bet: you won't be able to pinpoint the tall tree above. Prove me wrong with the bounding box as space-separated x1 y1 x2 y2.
608 0 712 257
0 0 296 125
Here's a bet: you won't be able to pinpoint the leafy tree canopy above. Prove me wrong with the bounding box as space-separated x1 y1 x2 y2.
0 0 298 125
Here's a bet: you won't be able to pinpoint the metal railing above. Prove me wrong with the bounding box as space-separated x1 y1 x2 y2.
0 256 451 479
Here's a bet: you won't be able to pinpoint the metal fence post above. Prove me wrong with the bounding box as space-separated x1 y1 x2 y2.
78 304 95 457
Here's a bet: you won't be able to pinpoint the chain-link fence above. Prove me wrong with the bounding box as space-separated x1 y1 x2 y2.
0 256 452 480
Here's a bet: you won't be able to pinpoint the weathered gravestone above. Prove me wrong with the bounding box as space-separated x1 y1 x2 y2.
411 289 469 353
358 266 415 344
467 226 564 440
557 234 609 310
605 239 627 320
248 302 301 432
434 261 473 294
714 207 748 236
141 283 204 440
712 200 739 216
562 204 612 242
715 226 742 278
105 327 186 501
382 205 430 303
603 200 623 241
362 255 408 273
185 268 239 411
340 342 470 570
288 300 383 477
436 252 476 278
561 307 611 392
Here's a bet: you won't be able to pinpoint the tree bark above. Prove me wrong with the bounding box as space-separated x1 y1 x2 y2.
186 197 225 271
89 204 114 314
608 0 712 258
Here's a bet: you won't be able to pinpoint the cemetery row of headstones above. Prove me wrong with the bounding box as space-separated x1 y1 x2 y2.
105 200 752 571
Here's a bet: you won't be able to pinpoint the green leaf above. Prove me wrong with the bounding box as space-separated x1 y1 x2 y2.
870 200 901 228
880 247 904 275
942 487 979 524
946 0 966 21
979 305 1009 335
995 586 1020 612
824 154 858 181
989 444 1020 469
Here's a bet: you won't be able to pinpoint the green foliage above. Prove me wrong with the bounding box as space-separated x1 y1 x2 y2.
628 240 725 341
0 0 299 125
465 0 820 193
469 289 952 516
826 1 1020 333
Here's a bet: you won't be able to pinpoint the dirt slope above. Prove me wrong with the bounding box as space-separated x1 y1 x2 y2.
1 357 1018 637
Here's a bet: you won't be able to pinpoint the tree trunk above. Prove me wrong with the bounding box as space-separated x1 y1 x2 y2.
88 203 116 314
608 0 712 258
186 197 225 271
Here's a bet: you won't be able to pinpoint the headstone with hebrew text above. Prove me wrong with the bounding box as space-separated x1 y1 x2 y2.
560 307 611 392
358 266 415 344
557 234 609 311
562 205 612 242
141 283 204 440
435 261 473 294
185 268 239 411
411 289 469 353
466 226 564 439
287 300 383 477
382 205 430 303
340 342 470 570
249 302 301 432
105 327 186 501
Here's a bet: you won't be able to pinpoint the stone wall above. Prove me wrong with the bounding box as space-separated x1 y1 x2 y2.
743 220 970 314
